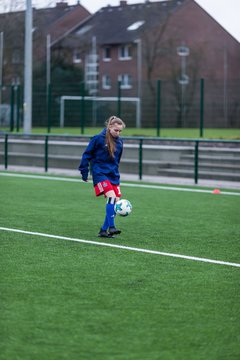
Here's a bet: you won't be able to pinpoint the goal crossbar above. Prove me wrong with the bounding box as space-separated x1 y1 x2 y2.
60 95 141 128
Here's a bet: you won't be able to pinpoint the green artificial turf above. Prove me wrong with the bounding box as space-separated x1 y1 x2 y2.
0 174 240 360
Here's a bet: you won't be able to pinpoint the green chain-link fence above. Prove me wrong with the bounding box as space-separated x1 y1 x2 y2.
1 78 239 134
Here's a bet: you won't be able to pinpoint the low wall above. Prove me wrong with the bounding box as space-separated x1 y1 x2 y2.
0 134 240 182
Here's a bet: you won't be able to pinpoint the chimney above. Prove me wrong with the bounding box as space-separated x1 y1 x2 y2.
56 1 68 8
120 1 127 6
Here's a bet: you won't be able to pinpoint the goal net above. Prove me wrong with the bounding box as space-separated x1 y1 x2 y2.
59 96 141 128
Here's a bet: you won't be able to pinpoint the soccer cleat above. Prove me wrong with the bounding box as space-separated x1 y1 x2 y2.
109 226 121 235
98 229 114 238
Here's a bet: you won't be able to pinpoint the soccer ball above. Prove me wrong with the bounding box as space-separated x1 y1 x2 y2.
115 199 132 217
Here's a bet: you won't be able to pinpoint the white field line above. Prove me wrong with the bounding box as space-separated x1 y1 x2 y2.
0 227 239 268
0 172 240 196
121 182 240 196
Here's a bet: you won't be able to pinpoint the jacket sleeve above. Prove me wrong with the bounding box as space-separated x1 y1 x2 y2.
118 139 123 163
78 137 96 177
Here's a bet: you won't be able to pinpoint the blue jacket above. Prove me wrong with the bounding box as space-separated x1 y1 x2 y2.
78 128 123 185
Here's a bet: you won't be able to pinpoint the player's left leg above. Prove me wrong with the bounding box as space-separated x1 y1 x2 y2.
105 191 121 234
95 181 120 238
107 186 122 236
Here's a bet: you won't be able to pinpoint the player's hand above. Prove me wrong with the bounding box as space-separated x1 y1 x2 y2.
81 175 88 182
80 171 88 182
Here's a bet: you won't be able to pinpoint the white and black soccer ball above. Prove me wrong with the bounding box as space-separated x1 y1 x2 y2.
114 199 132 217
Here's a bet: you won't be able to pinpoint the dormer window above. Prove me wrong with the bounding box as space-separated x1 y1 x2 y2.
127 21 145 31
76 25 92 35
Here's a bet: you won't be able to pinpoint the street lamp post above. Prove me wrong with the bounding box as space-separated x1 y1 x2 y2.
177 45 189 127
135 38 142 128
0 32 3 106
23 0 32 134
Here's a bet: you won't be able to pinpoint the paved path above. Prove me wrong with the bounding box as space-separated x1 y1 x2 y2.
1 165 240 190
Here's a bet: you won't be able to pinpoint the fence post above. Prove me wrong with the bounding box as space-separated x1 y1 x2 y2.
80 82 85 134
200 78 204 138
117 81 121 117
10 84 15 132
16 84 21 132
4 133 8 169
139 138 143 180
45 135 48 172
156 79 161 137
47 83 52 133
194 140 199 184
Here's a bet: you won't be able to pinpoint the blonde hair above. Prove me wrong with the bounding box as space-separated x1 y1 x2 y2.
105 116 126 158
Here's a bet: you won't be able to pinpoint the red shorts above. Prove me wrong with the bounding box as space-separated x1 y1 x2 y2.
94 180 122 197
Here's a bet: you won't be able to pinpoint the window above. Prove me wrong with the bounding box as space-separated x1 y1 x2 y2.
73 49 82 64
118 74 132 89
103 47 111 61
118 44 132 60
12 49 21 64
102 74 111 89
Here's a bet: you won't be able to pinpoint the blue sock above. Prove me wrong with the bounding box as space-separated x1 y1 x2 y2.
106 203 115 228
102 215 109 231
102 197 116 230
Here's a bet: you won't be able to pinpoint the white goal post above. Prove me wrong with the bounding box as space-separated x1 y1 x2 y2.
59 95 141 128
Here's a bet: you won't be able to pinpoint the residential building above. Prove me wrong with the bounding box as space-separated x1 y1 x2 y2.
1 0 239 128
0 1 90 85
52 0 240 128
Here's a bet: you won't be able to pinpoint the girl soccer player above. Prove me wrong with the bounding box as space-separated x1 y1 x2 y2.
79 116 126 238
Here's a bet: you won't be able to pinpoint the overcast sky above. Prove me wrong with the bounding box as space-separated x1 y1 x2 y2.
2 0 240 42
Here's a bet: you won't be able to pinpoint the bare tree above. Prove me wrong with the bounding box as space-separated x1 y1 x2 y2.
0 0 25 13
139 16 205 128
0 9 25 84
0 0 56 84
0 0 56 13
141 19 170 98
